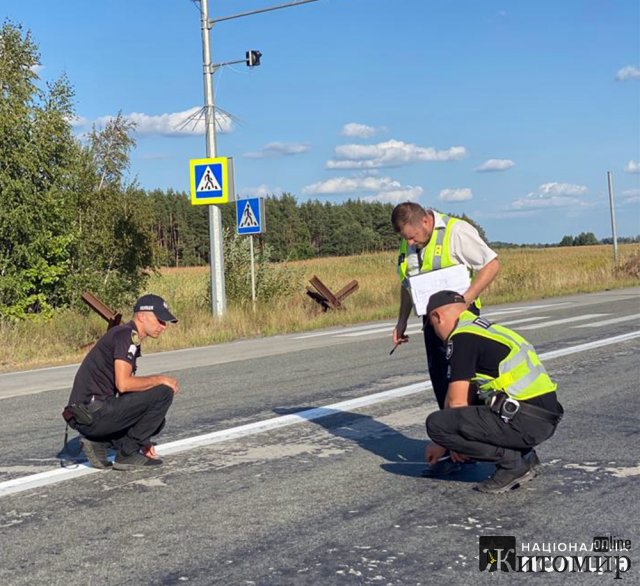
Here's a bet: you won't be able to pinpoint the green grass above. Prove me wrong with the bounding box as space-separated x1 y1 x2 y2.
1 244 638 372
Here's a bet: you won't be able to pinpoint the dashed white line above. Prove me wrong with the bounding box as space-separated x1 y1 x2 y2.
573 314 640 328
518 314 608 331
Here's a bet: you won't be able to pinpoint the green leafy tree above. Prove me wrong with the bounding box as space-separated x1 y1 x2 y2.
574 231 598 246
67 115 157 308
0 22 80 318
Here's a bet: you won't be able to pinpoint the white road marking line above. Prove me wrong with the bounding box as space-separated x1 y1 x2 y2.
518 314 608 330
484 302 571 317
2 330 639 499
339 316 553 338
573 314 640 328
298 302 574 340
340 325 425 338
0 381 431 498
499 316 549 326
294 322 397 339
339 326 400 338
538 331 640 360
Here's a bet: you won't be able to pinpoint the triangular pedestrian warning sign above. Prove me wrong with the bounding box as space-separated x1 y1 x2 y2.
196 166 222 192
239 201 259 228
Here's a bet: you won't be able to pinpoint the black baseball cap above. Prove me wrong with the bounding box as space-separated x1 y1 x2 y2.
133 294 178 323
426 290 466 315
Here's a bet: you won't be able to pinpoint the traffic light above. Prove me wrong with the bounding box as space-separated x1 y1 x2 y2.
245 50 262 68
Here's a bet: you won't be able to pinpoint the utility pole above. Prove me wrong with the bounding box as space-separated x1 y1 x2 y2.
199 0 226 317
196 0 319 316
607 171 619 264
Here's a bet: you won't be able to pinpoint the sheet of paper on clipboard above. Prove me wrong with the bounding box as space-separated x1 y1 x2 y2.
408 264 470 316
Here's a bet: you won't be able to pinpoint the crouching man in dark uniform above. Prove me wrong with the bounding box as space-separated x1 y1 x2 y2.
424 290 563 493
64 294 179 470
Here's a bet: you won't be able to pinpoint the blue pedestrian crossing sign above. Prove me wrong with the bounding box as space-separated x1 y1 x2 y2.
236 197 266 235
190 156 235 205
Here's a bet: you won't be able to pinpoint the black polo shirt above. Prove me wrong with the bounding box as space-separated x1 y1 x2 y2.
448 332 561 412
68 321 141 405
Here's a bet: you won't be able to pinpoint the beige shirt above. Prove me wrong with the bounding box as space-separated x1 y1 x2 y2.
404 210 497 281
445 214 498 271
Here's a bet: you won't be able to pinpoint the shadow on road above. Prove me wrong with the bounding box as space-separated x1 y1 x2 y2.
273 406 491 483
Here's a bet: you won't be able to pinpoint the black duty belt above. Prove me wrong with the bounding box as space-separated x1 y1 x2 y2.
490 393 563 425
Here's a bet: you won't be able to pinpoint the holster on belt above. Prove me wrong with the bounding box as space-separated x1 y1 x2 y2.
61 403 94 428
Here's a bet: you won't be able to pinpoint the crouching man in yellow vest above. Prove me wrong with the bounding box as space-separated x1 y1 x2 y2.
392 202 500 476
424 290 564 493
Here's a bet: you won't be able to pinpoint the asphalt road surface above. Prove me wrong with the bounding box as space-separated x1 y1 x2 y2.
0 288 639 585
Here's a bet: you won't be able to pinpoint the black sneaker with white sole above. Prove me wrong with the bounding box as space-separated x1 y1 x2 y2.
113 451 163 471
80 438 112 469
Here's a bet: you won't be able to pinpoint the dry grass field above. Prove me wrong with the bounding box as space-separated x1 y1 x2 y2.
1 244 638 372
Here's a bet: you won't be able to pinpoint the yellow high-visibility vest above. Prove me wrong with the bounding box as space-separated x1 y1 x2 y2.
397 212 480 309
450 311 557 401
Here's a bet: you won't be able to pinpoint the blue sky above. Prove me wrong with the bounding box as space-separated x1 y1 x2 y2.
4 0 640 244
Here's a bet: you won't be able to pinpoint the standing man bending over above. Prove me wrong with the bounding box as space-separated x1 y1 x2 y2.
424 291 563 493
64 294 179 470
391 202 500 476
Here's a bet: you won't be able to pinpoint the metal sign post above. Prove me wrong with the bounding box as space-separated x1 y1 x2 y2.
607 171 619 264
236 197 266 312
196 0 317 316
249 235 256 310
199 0 226 317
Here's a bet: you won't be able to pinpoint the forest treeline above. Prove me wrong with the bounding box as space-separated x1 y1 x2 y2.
148 190 487 265
1 22 635 320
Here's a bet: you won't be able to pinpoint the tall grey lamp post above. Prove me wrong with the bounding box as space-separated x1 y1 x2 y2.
607 171 619 264
199 0 226 317
197 0 319 317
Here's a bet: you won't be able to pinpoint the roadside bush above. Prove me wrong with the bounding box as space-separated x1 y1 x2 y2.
221 229 303 304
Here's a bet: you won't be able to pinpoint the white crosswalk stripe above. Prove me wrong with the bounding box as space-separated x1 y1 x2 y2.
573 313 640 328
518 314 608 331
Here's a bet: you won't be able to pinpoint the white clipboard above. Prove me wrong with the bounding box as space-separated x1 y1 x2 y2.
408 264 470 316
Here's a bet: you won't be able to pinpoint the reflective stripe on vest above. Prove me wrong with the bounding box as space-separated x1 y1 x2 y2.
396 213 481 309
450 311 557 401
397 212 456 285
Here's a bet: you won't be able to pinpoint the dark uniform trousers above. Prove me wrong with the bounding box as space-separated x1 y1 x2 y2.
426 405 562 470
76 385 173 456
423 303 480 410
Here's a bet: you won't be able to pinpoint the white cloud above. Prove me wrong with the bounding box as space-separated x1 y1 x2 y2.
241 184 282 198
538 182 588 196
512 195 583 209
475 158 515 172
243 142 310 159
326 139 467 169
439 188 472 202
302 175 423 203
363 188 423 204
69 115 89 128
340 123 385 139
625 160 640 174
30 64 44 75
615 66 640 81
512 182 589 209
75 106 233 136
622 189 640 203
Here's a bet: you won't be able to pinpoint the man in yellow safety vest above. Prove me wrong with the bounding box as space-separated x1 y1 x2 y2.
391 202 500 476
424 290 564 493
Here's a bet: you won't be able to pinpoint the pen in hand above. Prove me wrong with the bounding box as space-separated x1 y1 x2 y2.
389 344 399 356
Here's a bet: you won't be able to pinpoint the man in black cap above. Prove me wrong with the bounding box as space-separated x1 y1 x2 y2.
423 290 563 493
64 294 179 470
